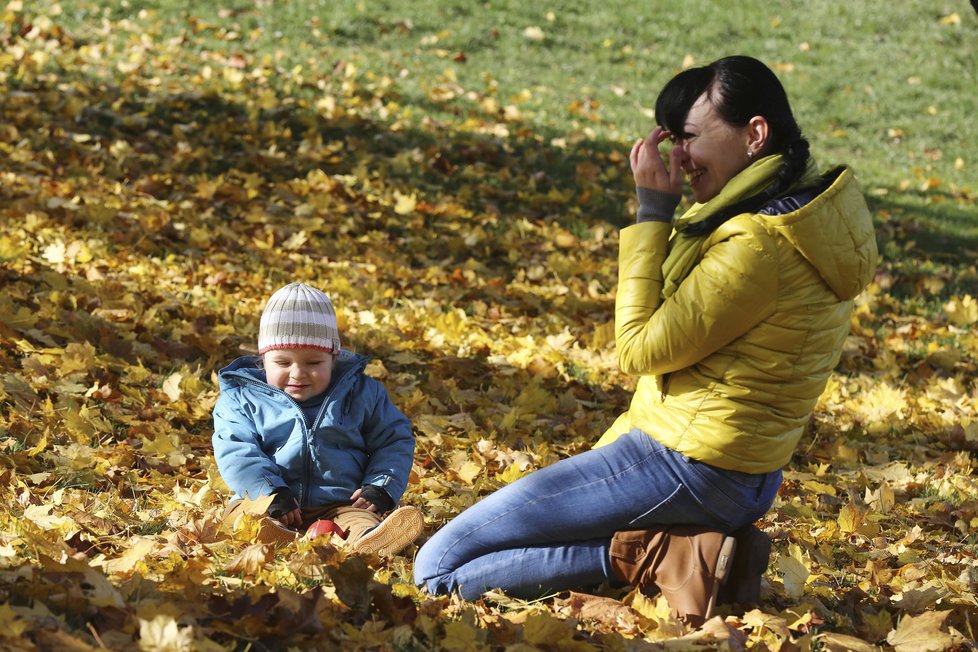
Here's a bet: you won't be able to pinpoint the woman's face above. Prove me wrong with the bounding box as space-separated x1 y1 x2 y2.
670 93 754 203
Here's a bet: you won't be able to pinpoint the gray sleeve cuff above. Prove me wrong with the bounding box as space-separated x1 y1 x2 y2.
636 186 681 223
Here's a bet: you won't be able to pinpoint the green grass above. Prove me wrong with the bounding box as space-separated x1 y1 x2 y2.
44 0 977 249
15 0 978 280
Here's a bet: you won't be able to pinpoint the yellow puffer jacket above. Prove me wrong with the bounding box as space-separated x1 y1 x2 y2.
595 156 877 473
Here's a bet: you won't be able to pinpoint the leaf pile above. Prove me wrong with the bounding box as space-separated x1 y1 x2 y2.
1 2 976 650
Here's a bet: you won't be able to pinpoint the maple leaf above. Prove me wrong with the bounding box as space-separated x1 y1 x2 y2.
779 544 811 598
224 543 275 576
138 614 194 652
815 632 881 651
0 603 29 638
886 610 955 652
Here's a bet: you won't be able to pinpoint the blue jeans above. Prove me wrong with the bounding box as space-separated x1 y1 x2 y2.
414 429 782 600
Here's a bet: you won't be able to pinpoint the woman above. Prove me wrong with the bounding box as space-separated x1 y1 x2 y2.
414 55 877 625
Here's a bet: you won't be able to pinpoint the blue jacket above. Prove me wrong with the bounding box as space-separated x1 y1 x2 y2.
212 352 414 507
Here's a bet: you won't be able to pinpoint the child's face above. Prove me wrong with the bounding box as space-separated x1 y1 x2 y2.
263 348 335 401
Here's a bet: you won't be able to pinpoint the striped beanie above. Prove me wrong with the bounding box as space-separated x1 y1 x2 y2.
258 283 341 355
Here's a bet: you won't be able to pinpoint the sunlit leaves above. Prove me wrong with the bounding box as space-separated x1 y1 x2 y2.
1 0 977 649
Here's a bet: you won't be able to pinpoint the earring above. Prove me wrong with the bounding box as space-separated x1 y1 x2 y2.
746 149 754 160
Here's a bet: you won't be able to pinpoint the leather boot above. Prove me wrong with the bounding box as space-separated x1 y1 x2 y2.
716 524 771 607
609 525 736 627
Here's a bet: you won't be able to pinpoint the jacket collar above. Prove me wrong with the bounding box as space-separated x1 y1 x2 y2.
674 154 820 232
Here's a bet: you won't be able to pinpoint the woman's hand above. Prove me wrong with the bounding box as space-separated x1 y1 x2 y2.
630 126 683 195
350 487 380 513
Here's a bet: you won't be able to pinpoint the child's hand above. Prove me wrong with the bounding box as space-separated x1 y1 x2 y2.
351 485 395 513
350 487 379 513
267 487 301 527
276 507 303 527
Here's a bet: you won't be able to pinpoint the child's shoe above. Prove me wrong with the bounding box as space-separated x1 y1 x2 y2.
351 506 424 557
255 517 299 547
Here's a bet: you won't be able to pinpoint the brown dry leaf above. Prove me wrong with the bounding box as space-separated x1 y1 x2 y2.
742 609 791 639
558 591 644 633
886 610 954 652
224 543 275 575
816 632 880 651
3 1 978 648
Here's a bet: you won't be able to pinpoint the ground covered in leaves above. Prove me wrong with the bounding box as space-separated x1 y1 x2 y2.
1 2 977 650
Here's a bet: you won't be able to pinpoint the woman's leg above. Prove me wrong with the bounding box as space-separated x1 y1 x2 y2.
414 430 779 599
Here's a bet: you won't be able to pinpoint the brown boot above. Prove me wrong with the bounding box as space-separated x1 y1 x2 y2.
716 525 770 607
609 525 736 627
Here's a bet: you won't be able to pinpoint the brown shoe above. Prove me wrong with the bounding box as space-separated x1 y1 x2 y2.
717 524 770 607
350 506 424 557
609 525 736 627
255 517 299 547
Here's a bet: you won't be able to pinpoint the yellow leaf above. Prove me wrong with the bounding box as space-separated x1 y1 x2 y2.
523 26 545 42
625 589 671 621
0 603 28 638
864 482 895 513
523 613 584 648
162 372 183 402
886 610 954 652
282 230 308 250
802 480 837 496
742 609 791 638
224 543 275 575
939 12 961 25
945 295 978 326
452 458 482 485
839 502 865 533
816 632 881 652
23 504 72 531
40 555 124 608
497 462 529 484
104 536 159 576
138 614 194 652
554 229 577 248
43 240 66 263
393 191 417 215
0 235 29 260
779 544 810 598
235 494 276 515
441 621 479 651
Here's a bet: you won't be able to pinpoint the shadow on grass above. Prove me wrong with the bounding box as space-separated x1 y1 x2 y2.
869 192 978 265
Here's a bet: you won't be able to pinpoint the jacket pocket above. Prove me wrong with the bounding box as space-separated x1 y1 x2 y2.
627 483 727 530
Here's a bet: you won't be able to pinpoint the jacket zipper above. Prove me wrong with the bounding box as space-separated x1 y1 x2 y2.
229 361 362 509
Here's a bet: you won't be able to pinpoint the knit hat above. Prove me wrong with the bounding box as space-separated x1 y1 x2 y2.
258 283 341 355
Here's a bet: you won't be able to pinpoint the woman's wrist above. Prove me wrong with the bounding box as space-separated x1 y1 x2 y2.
635 186 681 223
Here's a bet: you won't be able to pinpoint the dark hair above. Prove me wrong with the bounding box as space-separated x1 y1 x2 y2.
655 55 811 236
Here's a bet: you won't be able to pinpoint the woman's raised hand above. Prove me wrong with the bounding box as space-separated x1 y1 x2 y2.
630 126 683 195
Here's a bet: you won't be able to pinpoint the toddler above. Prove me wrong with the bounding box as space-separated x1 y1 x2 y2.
213 282 422 556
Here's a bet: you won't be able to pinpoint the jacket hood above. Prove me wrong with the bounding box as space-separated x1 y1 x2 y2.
759 166 878 300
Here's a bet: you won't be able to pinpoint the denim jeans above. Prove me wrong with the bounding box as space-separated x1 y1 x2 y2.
413 429 782 601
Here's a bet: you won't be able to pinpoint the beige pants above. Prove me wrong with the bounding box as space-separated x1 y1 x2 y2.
224 500 382 541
